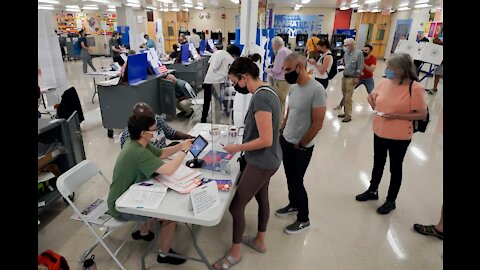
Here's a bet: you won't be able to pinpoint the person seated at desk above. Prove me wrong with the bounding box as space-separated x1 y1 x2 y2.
141 34 156 49
174 34 193 64
165 74 195 118
166 44 179 61
120 102 195 149
108 112 193 265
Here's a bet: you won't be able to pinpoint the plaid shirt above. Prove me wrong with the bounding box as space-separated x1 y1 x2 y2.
120 115 176 149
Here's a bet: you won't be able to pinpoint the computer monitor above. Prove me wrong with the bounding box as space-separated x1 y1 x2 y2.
297 41 305 47
211 32 222 45
186 135 209 168
336 41 343 47
228 32 235 45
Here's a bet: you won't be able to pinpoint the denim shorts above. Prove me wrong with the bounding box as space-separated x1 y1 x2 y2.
356 78 375 94
115 212 149 222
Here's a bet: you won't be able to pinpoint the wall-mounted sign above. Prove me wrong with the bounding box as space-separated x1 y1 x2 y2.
273 15 323 37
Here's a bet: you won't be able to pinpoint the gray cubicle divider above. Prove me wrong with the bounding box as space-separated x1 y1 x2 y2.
97 75 176 131
166 58 209 92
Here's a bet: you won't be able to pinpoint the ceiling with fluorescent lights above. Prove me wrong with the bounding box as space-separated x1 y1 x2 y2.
40 0 443 11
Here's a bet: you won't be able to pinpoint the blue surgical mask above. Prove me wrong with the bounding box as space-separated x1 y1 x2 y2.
343 47 348 52
384 68 395 80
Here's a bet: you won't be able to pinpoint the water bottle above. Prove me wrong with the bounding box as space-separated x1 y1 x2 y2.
220 159 231 175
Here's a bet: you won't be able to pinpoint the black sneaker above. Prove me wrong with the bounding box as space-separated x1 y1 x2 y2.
177 111 186 117
355 190 379 201
131 230 154 241
377 201 396 214
157 249 187 265
284 221 310 235
275 206 298 217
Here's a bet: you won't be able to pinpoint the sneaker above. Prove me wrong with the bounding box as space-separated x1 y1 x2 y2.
177 111 186 117
338 114 346 118
342 118 351 122
131 230 154 241
284 221 310 235
334 105 343 110
275 206 298 217
377 201 396 214
355 190 379 201
157 249 187 265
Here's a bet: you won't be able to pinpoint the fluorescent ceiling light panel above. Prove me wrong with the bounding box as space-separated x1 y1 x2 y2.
85 0 110 3
106 8 116 12
183 3 194 7
108 5 116 8
350 4 361 8
397 7 411 10
183 8 189 11
301 0 311 3
127 0 140 3
415 4 432 8
125 3 141 7
340 6 349 10
415 0 430 3
357 9 367 12
38 0 59 4
293 7 300 11
158 0 173 3
365 0 380 3
231 0 240 4
83 6 99 10
66 8 81 12
38 5 55 10
370 8 380 12
197 2 204 6
171 8 180 11
66 5 80 8
194 6 204 9
147 6 157 10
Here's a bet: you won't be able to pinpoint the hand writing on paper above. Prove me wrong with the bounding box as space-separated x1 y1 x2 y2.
223 144 241 154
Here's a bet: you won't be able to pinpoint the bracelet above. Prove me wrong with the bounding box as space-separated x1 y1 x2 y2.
181 150 189 154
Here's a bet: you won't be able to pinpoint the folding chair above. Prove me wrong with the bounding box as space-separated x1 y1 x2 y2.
185 82 204 122
57 160 134 270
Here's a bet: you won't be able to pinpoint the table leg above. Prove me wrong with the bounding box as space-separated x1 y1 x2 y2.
107 129 114 138
141 221 159 270
91 77 97 103
188 224 214 270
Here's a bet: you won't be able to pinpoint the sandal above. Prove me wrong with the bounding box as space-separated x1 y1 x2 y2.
212 253 242 270
413 224 443 240
242 235 266 253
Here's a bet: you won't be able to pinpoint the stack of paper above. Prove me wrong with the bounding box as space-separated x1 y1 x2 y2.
155 165 202 193
71 198 112 226
116 180 168 209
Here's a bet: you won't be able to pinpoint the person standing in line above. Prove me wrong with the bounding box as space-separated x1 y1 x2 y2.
275 53 327 234
355 53 427 215
304 33 320 61
309 38 333 89
266 36 292 123
109 31 124 66
190 28 201 52
201 45 241 123
335 44 377 110
338 38 364 122
212 57 281 269
78 29 97 73
427 37 443 95
413 205 443 240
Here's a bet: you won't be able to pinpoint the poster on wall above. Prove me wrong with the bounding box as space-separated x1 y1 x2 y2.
434 22 443 38
428 22 436 37
273 15 323 37
391 19 412 53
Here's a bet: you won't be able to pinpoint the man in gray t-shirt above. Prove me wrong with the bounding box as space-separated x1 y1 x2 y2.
339 38 364 122
109 31 124 65
275 52 326 235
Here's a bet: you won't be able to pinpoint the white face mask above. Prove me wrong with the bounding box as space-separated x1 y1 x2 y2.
146 131 158 143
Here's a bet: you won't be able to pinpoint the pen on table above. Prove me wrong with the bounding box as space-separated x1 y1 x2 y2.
220 143 225 147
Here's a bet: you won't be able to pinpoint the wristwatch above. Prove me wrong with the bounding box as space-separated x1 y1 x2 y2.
181 150 189 154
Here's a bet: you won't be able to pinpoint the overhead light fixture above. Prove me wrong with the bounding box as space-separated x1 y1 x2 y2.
66 5 80 8
127 0 140 3
183 8 189 11
84 0 110 3
365 0 380 3
415 0 430 3
194 6 204 10
38 0 59 4
230 0 240 4
397 7 411 11
415 4 432 8
147 6 157 10
301 0 311 3
293 4 302 11
357 9 367 12
370 8 381 12
350 4 361 8
83 6 99 10
158 0 173 3
106 8 116 12
66 8 81 12
38 5 55 10
197 2 204 6
125 3 141 8
171 8 180 11
183 3 194 7
108 5 116 9
340 6 349 10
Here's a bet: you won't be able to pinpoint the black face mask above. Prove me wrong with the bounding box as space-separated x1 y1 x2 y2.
285 66 300 84
363 52 369 57
234 84 249 94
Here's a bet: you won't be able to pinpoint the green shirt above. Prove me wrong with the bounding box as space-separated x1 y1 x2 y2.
107 139 164 218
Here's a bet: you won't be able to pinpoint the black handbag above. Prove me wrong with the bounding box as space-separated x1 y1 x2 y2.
238 152 246 172
409 81 430 133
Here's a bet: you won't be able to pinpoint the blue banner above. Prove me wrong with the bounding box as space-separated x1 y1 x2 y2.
274 15 323 37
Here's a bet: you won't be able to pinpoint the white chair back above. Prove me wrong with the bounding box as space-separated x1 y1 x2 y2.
57 160 110 198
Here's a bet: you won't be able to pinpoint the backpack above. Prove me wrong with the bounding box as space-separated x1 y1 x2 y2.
409 80 430 133
38 249 70 270
323 52 338 80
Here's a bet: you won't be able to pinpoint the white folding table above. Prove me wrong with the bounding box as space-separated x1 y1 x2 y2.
84 70 121 103
116 123 241 270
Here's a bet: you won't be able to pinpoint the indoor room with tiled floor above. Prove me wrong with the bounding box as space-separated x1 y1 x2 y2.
38 56 443 270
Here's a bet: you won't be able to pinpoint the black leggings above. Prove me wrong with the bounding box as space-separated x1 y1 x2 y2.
314 77 329 89
368 134 411 201
201 83 212 123
229 163 278 244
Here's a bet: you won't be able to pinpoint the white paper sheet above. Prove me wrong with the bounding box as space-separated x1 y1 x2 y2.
190 181 219 216
116 190 166 209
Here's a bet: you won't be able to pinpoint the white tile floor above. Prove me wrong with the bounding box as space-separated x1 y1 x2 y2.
38 56 443 270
